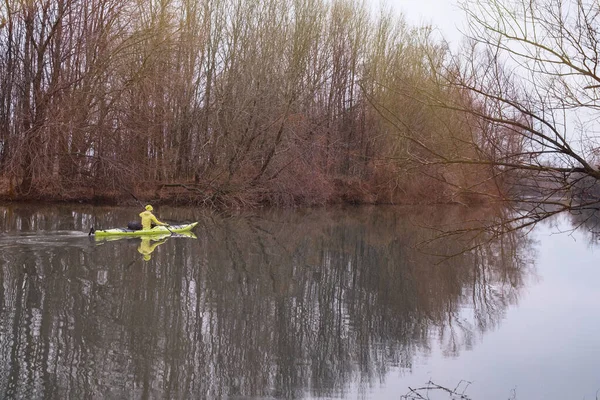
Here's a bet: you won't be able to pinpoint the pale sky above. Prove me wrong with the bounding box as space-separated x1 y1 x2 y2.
375 0 466 45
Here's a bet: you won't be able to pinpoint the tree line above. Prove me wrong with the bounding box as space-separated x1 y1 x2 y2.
0 0 502 207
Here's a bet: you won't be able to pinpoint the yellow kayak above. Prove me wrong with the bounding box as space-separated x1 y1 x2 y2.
91 222 198 237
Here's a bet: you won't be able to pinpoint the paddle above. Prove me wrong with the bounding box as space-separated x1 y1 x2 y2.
163 224 175 235
148 217 174 235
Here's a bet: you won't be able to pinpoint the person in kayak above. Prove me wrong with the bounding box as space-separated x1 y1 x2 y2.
139 204 168 230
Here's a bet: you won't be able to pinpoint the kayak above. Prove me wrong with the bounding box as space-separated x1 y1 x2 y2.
92 222 198 237
91 222 198 237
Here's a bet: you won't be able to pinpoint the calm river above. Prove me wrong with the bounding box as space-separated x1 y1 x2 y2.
0 203 598 399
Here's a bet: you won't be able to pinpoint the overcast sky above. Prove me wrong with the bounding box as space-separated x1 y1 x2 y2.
375 0 466 45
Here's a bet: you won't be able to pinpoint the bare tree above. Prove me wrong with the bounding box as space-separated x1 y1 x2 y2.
449 0 600 220
364 0 600 231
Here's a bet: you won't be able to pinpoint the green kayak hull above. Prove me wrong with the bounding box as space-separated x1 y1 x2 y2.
93 222 198 237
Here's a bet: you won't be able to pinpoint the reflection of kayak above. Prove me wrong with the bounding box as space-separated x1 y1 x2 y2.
93 229 197 261
93 230 197 242
92 222 198 238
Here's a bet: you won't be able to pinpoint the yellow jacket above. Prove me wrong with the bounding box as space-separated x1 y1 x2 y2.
139 210 167 230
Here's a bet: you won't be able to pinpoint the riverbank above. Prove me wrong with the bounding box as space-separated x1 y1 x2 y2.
0 175 496 209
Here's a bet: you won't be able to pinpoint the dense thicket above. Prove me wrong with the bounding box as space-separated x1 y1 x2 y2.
0 0 499 207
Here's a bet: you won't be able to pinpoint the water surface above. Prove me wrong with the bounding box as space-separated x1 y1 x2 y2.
0 204 597 399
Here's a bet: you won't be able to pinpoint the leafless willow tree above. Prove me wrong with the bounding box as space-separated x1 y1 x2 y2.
367 0 600 231
452 0 600 230
460 0 600 217
364 23 502 205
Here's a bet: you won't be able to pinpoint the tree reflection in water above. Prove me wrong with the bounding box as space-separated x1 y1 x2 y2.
0 204 533 399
